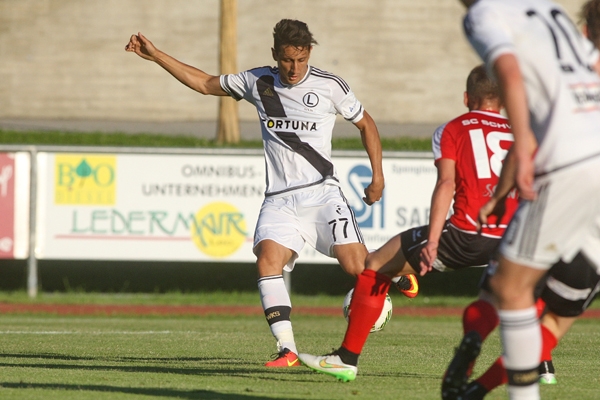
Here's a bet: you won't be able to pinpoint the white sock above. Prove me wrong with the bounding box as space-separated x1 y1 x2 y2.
507 384 540 400
258 275 297 354
498 307 540 400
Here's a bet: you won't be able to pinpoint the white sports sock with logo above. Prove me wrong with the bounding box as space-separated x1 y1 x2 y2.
258 275 297 354
498 307 541 400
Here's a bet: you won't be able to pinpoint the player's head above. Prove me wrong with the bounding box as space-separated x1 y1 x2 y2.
580 0 600 49
464 64 501 112
271 19 318 85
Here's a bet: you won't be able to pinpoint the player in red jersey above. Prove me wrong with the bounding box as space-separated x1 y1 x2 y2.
299 64 518 382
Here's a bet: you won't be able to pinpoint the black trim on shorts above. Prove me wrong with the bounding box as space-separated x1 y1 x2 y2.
400 222 500 273
337 187 364 244
479 251 600 318
540 252 600 317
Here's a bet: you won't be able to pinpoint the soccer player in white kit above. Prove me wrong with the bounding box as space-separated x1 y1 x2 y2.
459 0 600 399
126 19 386 367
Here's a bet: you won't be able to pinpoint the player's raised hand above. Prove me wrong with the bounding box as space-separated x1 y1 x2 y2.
125 32 157 61
418 241 437 276
362 180 384 205
478 197 501 230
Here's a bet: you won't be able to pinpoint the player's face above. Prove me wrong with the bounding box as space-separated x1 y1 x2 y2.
272 45 311 85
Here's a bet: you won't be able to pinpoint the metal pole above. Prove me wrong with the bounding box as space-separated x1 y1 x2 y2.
27 148 38 298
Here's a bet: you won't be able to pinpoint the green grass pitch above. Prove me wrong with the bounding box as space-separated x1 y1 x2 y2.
0 312 598 399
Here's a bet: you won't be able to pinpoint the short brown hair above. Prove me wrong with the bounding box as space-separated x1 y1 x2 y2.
581 0 600 49
273 19 318 52
466 64 500 108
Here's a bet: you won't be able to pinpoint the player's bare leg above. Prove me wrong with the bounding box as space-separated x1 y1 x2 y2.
366 234 417 277
255 240 300 367
300 233 419 380
365 234 420 298
490 257 547 399
256 239 293 278
333 242 368 277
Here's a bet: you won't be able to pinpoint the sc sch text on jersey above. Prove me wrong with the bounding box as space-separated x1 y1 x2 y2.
461 118 510 130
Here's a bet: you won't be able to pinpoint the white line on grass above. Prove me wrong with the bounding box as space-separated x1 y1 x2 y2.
0 330 173 335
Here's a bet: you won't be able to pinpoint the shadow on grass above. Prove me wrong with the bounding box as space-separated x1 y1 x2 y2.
0 353 441 379
0 353 321 382
0 360 277 377
0 382 275 399
0 353 237 363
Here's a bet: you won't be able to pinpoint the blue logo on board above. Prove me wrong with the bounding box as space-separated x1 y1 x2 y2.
347 165 384 229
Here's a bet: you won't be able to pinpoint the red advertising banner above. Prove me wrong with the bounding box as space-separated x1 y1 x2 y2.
0 153 15 259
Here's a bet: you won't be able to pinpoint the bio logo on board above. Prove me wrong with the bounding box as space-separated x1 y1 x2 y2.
55 155 116 205
191 202 247 258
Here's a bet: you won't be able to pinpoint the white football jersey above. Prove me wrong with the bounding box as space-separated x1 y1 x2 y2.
220 66 364 197
464 0 600 175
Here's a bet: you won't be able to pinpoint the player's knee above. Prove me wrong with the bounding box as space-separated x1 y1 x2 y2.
364 251 383 272
489 273 530 307
340 261 363 278
256 257 284 277
488 273 515 303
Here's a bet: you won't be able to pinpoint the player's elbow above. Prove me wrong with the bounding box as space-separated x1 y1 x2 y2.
437 178 455 192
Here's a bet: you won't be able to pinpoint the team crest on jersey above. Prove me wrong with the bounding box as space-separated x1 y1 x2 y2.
302 92 319 108
266 119 317 131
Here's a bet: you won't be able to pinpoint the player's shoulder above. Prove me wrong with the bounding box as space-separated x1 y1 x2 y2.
438 112 473 133
468 0 513 13
468 0 535 20
244 65 278 77
308 66 351 94
465 0 518 33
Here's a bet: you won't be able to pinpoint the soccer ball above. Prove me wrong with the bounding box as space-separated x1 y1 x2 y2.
342 288 393 333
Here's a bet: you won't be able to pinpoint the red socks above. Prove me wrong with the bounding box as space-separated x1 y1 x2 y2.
462 299 499 339
341 269 391 354
540 324 557 362
478 357 507 390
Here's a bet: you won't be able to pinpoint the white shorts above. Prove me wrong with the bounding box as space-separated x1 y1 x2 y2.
253 184 364 271
500 156 600 270
580 215 600 274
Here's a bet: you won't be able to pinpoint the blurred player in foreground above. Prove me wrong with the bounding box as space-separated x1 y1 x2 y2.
443 220 600 399
299 64 518 382
125 19 421 368
457 0 600 399
442 1 600 398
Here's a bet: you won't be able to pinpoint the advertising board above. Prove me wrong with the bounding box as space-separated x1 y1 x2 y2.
35 152 435 263
0 152 30 259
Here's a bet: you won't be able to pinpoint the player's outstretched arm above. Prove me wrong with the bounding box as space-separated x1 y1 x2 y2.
493 54 537 201
354 110 384 205
419 158 455 275
125 32 226 96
